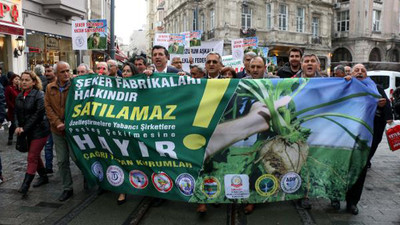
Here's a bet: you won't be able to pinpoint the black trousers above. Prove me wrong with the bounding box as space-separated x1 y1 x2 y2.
8 121 16 140
367 119 386 166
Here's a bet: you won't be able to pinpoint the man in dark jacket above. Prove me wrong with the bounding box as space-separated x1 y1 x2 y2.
337 64 393 215
237 52 257 78
277 48 303 78
152 45 180 74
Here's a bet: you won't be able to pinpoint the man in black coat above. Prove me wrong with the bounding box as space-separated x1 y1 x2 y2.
339 64 393 215
277 48 303 78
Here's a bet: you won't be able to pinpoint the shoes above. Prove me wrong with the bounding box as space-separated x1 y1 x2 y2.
32 176 49 188
331 200 340 210
244 204 255 214
7 139 12 145
18 173 35 198
117 194 127 205
58 190 73 202
346 203 359 215
33 168 49 188
196 204 207 215
152 198 166 207
299 198 312 209
45 168 54 174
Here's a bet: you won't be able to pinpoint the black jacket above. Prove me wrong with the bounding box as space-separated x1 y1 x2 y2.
0 83 5 123
375 85 393 121
15 89 50 140
277 63 301 78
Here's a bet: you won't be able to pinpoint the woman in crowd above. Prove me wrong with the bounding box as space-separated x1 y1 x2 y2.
5 74 21 145
15 71 50 198
221 67 237 79
117 62 138 204
121 62 138 78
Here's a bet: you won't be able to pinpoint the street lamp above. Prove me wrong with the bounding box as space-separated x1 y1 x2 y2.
14 36 25 57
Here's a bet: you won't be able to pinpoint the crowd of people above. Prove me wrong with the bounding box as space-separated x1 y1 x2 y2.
0 46 395 217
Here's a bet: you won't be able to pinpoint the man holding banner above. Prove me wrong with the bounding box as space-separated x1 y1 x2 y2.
152 46 180 74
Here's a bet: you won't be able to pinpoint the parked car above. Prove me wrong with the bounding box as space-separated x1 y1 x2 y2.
367 70 400 101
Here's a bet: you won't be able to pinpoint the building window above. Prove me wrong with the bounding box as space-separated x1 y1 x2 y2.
266 3 272 30
296 7 305 32
373 10 381 31
201 13 205 31
279 4 288 31
337 10 349 31
210 9 215 30
193 9 198 30
312 17 319 37
241 5 252 30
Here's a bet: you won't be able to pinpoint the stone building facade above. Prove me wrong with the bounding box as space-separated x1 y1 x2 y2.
332 0 400 70
148 0 333 70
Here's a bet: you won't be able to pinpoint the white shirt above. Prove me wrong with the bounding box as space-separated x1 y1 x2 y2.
155 66 168 73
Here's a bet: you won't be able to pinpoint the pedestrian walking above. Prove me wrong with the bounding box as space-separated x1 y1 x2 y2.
0 79 6 184
5 74 21 145
15 71 50 198
44 61 76 201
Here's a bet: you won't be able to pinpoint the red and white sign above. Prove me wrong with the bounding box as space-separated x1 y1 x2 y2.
0 0 23 36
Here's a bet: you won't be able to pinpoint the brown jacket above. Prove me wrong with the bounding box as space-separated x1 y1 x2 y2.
45 81 70 136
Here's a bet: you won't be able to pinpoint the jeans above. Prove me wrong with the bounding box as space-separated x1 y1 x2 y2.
44 134 54 170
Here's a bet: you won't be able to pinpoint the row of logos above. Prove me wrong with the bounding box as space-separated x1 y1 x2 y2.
91 162 302 199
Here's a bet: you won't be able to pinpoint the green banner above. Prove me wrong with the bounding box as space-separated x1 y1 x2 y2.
66 74 379 203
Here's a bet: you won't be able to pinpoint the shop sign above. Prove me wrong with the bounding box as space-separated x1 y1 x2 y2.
0 0 22 24
46 37 59 50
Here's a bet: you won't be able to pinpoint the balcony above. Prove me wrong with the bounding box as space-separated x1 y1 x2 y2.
240 28 256 38
42 0 85 18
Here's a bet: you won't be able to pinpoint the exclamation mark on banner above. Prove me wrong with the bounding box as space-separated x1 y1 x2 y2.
183 80 231 150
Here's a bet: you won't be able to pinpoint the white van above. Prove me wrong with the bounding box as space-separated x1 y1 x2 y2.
367 70 400 100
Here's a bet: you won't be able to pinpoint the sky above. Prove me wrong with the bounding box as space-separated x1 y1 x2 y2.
115 0 147 44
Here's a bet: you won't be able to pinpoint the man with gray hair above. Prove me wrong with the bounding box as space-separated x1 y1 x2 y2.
205 52 223 79
334 65 346 77
106 59 118 77
34 64 48 91
77 63 90 76
45 61 75 202
190 65 205 78
237 51 257 78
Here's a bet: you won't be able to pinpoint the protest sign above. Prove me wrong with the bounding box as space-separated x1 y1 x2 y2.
72 19 107 50
66 75 379 203
222 55 244 73
181 30 202 47
154 33 186 54
231 37 258 60
170 41 223 72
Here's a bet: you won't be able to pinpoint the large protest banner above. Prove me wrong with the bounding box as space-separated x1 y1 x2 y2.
170 41 223 72
66 75 379 203
72 19 107 50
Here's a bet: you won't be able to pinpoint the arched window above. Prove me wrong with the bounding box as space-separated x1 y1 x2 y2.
369 48 381 61
332 48 352 62
390 49 399 62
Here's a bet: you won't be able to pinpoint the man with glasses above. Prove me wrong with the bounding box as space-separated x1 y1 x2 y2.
205 52 223 79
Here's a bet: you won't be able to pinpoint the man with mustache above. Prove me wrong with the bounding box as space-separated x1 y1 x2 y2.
337 64 392 215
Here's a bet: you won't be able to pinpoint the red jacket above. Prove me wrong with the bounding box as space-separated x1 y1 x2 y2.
5 85 20 121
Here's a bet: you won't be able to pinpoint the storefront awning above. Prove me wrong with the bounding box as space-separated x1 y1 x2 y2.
0 21 24 36
115 50 128 62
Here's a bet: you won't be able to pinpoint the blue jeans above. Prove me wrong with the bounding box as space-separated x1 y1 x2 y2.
44 134 54 170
